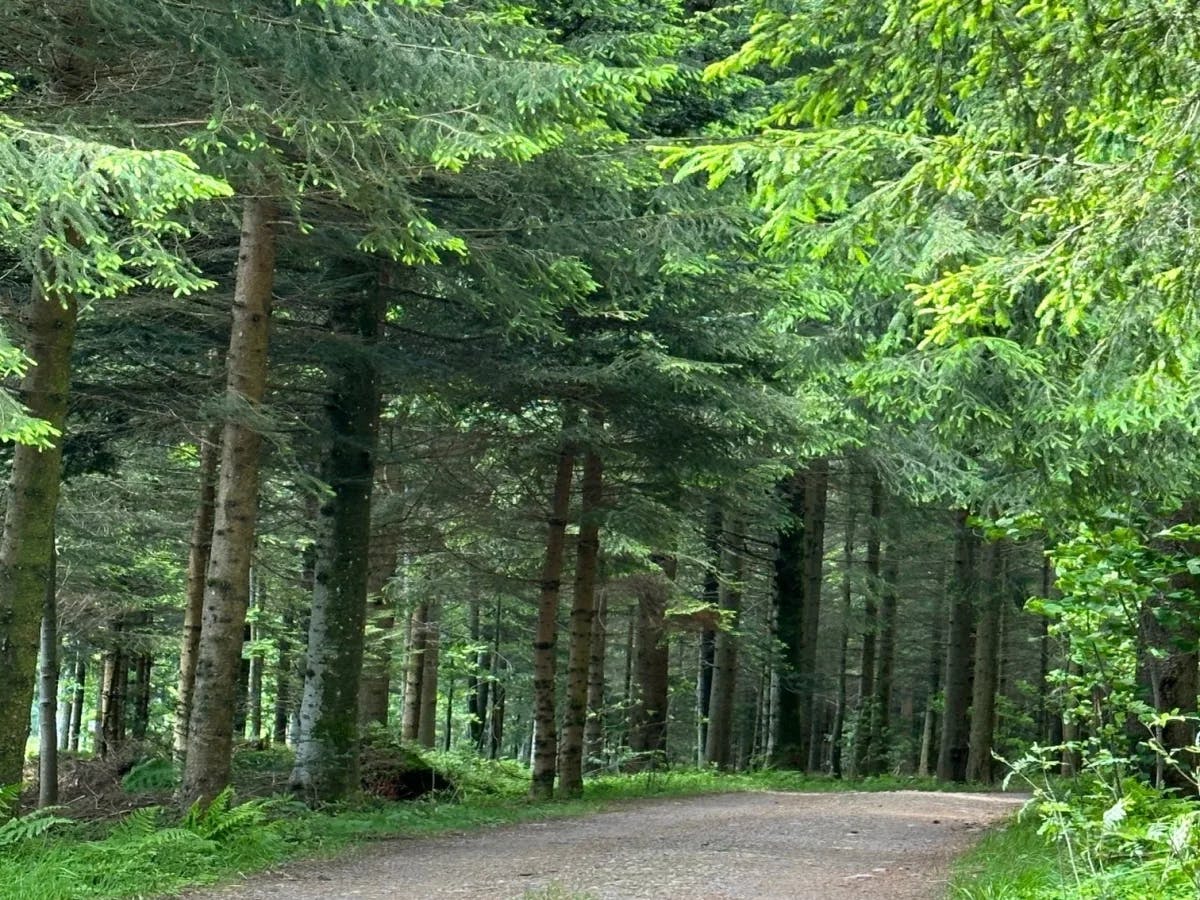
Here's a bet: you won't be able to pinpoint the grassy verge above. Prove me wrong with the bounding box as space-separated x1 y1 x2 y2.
946 809 1066 899
0 755 1011 900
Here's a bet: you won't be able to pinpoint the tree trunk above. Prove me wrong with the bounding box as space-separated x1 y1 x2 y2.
530 424 576 800
696 505 721 762
290 281 383 800
175 426 220 760
830 486 856 779
467 596 483 747
801 462 828 772
868 538 898 775
416 605 440 749
99 644 126 757
0 283 78 790
401 603 427 741
773 471 806 765
130 653 152 741
37 540 58 807
966 542 1004 783
917 583 945 778
629 566 672 770
937 511 977 783
704 522 742 770
181 197 277 806
584 589 608 770
853 476 882 775
68 654 86 753
559 443 603 797
273 608 293 746
358 475 402 727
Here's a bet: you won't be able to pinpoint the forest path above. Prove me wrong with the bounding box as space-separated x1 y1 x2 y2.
182 790 1024 899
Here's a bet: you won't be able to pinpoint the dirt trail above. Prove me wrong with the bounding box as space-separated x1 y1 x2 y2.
182 790 1025 899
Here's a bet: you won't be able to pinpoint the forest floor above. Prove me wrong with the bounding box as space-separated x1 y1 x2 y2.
178 789 1025 899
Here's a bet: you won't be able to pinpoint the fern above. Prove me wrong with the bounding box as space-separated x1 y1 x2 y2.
0 807 73 849
182 788 272 842
0 783 19 819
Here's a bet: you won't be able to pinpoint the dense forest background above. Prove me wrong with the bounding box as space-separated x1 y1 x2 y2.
2 5 1199 867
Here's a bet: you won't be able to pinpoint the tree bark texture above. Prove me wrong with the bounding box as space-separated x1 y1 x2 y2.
696 505 721 761
290 281 383 801
0 284 78 790
530 427 576 799
559 443 603 797
401 603 428 741
181 197 277 806
853 476 883 775
584 589 608 769
37 541 58 807
175 425 220 760
868 538 898 775
800 462 828 771
704 522 742 770
68 654 86 753
966 542 1004 783
830 487 856 779
629 569 672 770
416 604 440 749
937 511 978 783
358 475 403 727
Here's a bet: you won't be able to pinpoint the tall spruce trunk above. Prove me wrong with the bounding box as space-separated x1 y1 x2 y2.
853 476 883 775
830 488 856 779
272 609 293 746
867 540 898 775
966 542 1004 783
358 479 402 727
696 505 721 761
467 596 483 746
68 654 86 752
704 523 742 770
37 541 58 807
180 197 277 805
175 426 220 760
800 462 828 771
773 471 806 765
584 589 608 769
0 284 78 790
917 584 945 778
130 653 153 741
629 565 673 770
416 605 440 749
401 603 428 741
937 511 978 783
99 644 126 757
530 426 577 799
290 283 383 800
558 444 603 797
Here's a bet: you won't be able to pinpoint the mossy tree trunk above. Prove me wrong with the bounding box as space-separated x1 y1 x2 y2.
0 284 78 792
290 278 383 801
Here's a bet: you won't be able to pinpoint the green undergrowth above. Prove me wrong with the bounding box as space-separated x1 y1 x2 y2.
0 748 1011 900
949 811 1064 899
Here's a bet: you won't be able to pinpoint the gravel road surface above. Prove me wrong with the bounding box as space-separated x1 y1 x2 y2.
182 790 1025 899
